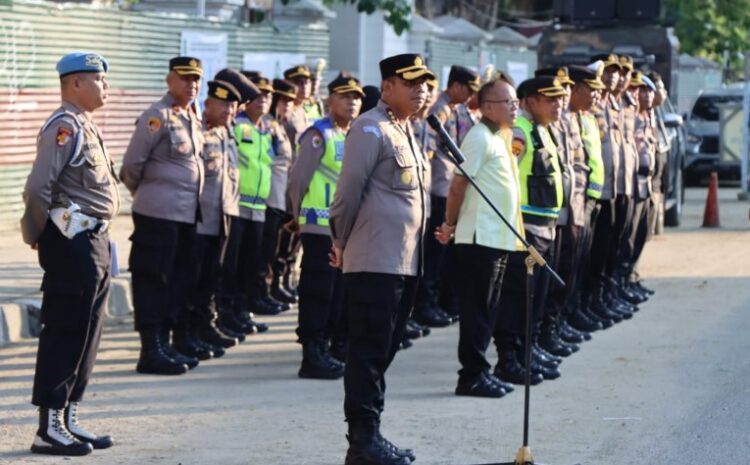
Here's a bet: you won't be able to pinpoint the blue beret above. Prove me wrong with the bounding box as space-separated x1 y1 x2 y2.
56 52 109 78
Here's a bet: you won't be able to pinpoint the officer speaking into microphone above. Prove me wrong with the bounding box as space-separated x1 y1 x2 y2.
330 53 433 465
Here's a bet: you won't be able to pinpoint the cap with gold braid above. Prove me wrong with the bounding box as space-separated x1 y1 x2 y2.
619 55 634 71
518 76 568 98
630 71 656 90
448 65 480 92
170 56 203 77
207 80 241 102
567 65 605 90
535 66 575 86
284 64 312 80
273 79 297 100
250 75 274 93
591 53 623 70
379 54 435 81
327 72 365 97
241 70 262 81
215 68 259 103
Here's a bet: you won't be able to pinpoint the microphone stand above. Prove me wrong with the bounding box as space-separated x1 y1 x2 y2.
426 115 576 465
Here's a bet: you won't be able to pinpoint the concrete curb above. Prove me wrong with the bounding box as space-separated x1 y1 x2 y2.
0 276 134 348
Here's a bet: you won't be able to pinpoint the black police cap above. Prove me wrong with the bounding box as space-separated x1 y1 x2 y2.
250 75 274 93
379 54 434 81
535 66 574 86
215 68 259 103
590 53 622 70
567 65 605 90
328 72 365 97
284 64 312 80
170 56 203 76
518 76 567 99
448 65 480 91
273 79 297 100
207 80 241 102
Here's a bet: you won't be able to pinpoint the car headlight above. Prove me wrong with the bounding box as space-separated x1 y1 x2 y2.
687 133 702 144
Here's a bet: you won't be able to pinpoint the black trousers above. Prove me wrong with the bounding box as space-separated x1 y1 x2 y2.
32 221 110 409
494 232 552 352
260 207 286 296
627 198 650 278
455 244 508 381
273 225 301 286
130 212 195 331
344 273 417 424
186 233 222 323
220 216 264 311
576 199 601 296
547 224 582 320
416 195 447 312
297 233 343 344
606 194 634 278
588 198 615 289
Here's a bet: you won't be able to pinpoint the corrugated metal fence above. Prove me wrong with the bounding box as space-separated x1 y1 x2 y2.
0 0 329 229
427 38 536 83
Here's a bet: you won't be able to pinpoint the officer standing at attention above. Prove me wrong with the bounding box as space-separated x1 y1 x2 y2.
121 56 205 376
219 75 282 321
493 77 566 387
329 53 432 465
22 52 117 456
182 72 245 358
533 66 585 359
284 64 317 142
606 55 641 310
287 73 365 380
417 65 479 329
585 54 627 327
563 65 609 335
260 78 299 306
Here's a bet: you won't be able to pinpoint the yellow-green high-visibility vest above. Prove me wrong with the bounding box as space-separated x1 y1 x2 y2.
515 115 563 219
235 114 273 211
299 117 345 227
579 112 604 199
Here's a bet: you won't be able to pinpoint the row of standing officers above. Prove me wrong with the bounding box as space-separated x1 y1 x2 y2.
21 49 665 464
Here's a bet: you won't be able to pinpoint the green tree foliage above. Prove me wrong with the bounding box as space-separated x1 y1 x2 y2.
666 0 750 72
282 0 412 34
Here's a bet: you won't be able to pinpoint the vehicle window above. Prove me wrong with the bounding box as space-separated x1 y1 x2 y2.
691 95 742 121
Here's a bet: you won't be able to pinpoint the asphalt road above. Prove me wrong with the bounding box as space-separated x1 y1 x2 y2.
1 187 749 465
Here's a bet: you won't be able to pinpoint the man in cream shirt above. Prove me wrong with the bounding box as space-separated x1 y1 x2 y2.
436 76 523 398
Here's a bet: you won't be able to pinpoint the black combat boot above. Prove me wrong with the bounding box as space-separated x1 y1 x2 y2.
519 348 561 380
196 317 238 349
64 402 114 449
494 350 544 386
136 327 189 375
216 305 249 341
236 310 269 333
538 320 576 358
299 341 345 380
249 297 282 316
345 422 411 465
160 327 199 370
376 419 416 462
173 323 213 361
412 306 451 328
31 408 93 456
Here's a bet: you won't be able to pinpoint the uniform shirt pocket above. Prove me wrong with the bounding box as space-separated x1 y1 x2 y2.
81 146 111 188
391 150 417 191
169 126 192 158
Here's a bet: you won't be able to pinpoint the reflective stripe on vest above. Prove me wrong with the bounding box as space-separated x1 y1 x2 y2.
579 112 604 199
299 117 345 227
235 116 273 210
515 115 563 218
